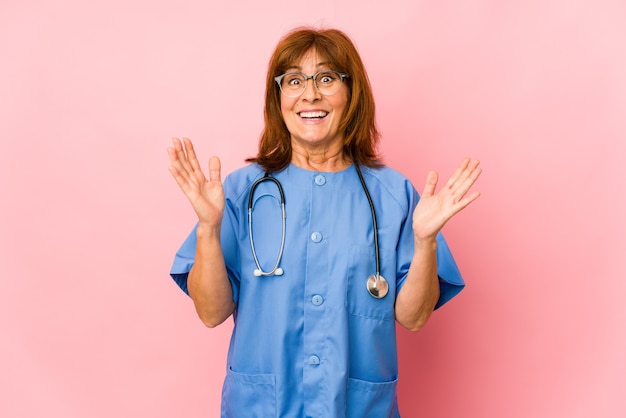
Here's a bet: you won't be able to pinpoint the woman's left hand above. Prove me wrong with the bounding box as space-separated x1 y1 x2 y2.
412 158 482 243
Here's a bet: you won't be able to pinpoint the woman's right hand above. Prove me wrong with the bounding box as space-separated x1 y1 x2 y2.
167 137 225 227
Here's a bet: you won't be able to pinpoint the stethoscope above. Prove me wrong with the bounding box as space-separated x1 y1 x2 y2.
247 164 388 299
247 175 286 277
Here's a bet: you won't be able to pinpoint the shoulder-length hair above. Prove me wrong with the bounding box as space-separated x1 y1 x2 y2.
246 27 382 173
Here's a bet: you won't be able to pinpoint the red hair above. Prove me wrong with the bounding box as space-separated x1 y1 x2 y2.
246 27 382 172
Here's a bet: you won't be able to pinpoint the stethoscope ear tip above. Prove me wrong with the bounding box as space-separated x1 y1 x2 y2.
253 269 262 277
274 268 284 276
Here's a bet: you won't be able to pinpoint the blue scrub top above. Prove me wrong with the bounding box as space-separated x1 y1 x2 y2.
170 163 465 418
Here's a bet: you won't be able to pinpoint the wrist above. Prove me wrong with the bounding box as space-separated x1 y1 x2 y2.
196 222 221 238
414 235 438 251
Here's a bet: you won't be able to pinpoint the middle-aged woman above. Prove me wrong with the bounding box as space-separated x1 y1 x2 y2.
167 27 481 418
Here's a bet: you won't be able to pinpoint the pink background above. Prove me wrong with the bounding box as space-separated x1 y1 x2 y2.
2 0 625 417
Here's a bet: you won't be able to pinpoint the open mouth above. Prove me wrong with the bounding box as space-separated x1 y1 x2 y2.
298 111 329 120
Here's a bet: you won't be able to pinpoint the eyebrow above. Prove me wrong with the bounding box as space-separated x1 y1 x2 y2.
286 62 331 71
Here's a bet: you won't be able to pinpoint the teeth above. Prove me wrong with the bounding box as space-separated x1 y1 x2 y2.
299 111 328 118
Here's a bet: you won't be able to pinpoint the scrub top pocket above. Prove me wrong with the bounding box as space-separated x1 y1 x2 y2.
221 367 276 418
346 376 399 418
346 245 397 321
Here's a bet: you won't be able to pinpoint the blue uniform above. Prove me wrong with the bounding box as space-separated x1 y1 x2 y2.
170 163 464 418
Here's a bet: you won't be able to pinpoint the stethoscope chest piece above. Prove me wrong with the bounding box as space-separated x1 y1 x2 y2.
366 274 388 299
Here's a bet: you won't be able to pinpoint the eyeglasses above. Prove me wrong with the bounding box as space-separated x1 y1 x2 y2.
274 70 349 98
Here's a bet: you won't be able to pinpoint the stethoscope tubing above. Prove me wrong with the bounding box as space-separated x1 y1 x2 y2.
354 163 382 280
248 175 286 276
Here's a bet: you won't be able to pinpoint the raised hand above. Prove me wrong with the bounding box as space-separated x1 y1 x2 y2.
412 158 482 242
167 137 225 226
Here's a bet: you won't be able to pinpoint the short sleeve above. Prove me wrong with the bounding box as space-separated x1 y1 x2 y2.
220 196 242 305
434 233 465 309
169 224 198 295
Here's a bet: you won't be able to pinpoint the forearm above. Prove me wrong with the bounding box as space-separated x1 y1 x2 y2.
188 223 235 328
395 237 440 332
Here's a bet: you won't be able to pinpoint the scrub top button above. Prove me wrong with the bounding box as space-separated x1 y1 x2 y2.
310 232 322 243
308 355 320 365
311 295 324 306
314 175 326 186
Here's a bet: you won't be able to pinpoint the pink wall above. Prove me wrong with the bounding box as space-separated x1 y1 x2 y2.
1 1 624 417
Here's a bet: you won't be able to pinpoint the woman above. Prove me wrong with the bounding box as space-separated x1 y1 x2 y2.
167 27 481 418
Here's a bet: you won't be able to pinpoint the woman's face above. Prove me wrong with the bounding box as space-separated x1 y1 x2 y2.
280 49 349 153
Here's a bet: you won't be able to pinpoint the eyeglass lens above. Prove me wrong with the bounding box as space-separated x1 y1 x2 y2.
279 71 344 97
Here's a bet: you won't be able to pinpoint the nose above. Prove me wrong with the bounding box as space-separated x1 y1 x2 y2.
301 77 321 101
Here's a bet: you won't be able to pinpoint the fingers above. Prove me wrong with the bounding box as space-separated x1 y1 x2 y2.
445 158 479 187
168 137 190 175
448 158 482 208
208 156 222 183
182 137 202 173
167 139 187 182
456 159 481 194
167 147 195 195
444 157 470 188
421 170 438 198
167 137 224 188
167 157 192 194
168 137 201 178
428 158 481 212
174 137 195 175
167 137 209 194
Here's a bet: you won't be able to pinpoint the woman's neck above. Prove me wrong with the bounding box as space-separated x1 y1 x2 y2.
290 142 351 172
